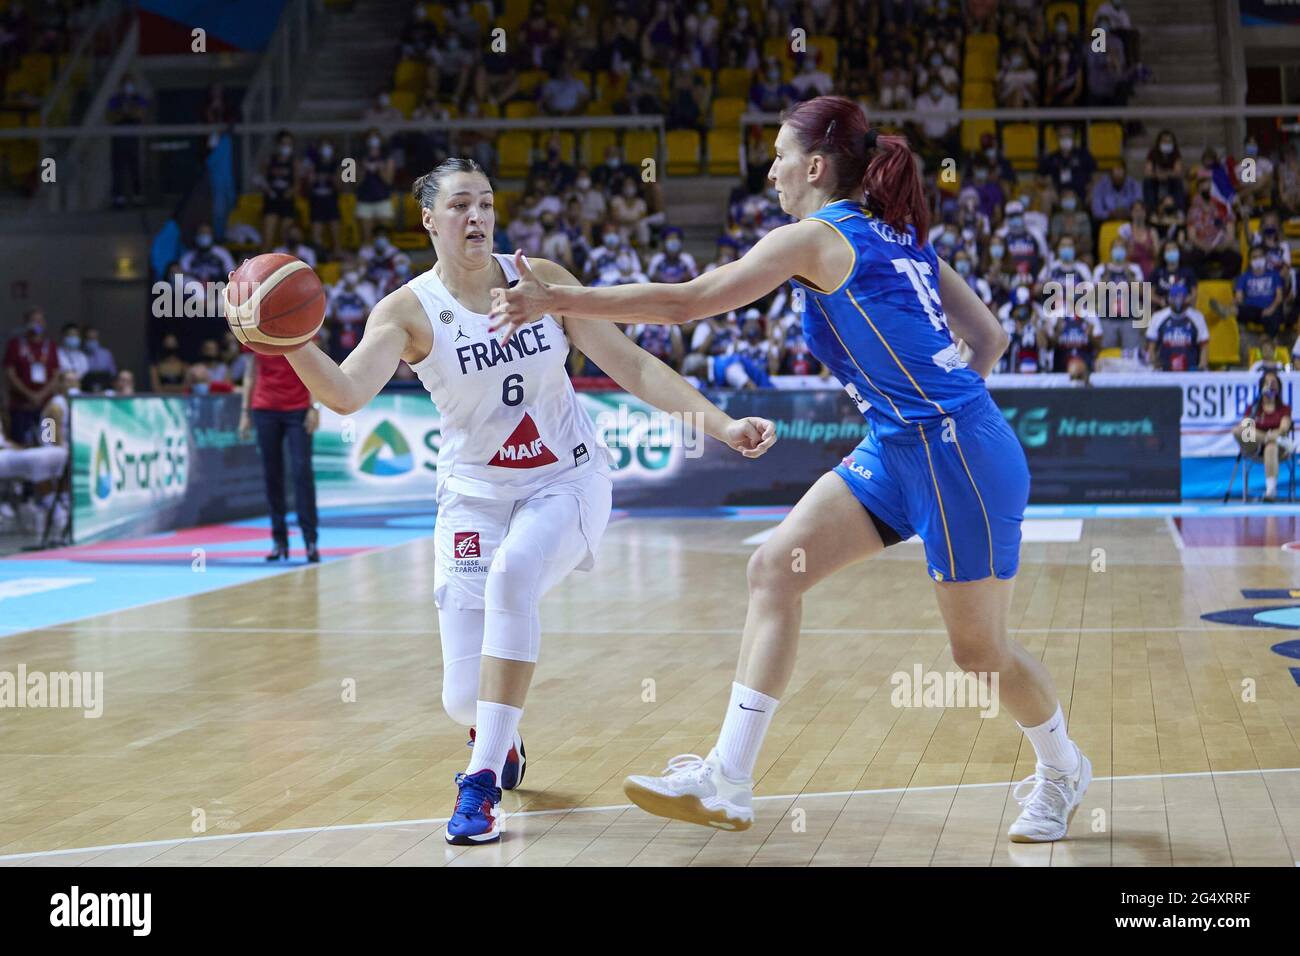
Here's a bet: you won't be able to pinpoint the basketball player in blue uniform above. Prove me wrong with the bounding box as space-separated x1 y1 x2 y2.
492 96 1092 843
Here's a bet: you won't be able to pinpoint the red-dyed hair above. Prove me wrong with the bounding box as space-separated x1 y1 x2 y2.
781 95 929 239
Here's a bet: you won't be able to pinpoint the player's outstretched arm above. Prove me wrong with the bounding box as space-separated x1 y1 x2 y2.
539 260 776 458
936 258 1010 379
284 290 415 415
489 222 823 340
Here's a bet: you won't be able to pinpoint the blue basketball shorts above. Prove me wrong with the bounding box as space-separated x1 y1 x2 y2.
832 392 1030 583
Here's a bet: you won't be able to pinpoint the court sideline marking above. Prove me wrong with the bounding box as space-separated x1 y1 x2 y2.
2 766 1296 863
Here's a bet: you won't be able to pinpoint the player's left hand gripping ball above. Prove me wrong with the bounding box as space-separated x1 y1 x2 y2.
725 417 778 458
489 249 553 342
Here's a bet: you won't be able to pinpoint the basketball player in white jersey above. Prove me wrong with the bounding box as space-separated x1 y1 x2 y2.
278 157 776 845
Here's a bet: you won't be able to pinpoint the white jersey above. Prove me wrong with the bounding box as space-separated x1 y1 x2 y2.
406 252 610 501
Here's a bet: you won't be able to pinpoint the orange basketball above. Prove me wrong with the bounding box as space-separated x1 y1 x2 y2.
224 253 325 355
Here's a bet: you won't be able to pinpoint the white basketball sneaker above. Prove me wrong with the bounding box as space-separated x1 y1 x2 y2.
623 749 755 831
1008 744 1092 843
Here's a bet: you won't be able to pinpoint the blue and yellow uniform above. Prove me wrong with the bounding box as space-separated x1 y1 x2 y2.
793 199 1029 582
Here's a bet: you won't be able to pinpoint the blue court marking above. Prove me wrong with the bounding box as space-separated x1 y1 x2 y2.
610 502 1300 521
0 504 441 640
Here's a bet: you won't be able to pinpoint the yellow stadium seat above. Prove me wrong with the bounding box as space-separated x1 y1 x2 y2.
497 131 534 177
585 99 613 116
389 90 417 118
763 36 794 66
667 129 702 175
711 96 747 128
1001 123 1038 171
495 189 522 224
393 59 425 94
1088 122 1123 166
1045 1 1080 32
1207 316 1240 369
1283 218 1300 238
1097 347 1123 363
650 68 669 95
316 261 342 287
294 196 309 225
964 34 999 84
962 119 996 154
1098 220 1123 256
582 128 617 168
807 36 838 72
1086 0 1105 23
553 130 576 163
1246 345 1288 367
515 70 548 95
622 129 658 166
716 67 752 99
504 100 537 119
475 0 498 31
706 128 740 175
1196 279 1235 319
961 82 995 108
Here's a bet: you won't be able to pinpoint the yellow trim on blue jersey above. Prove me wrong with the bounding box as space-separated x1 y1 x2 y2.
916 425 956 580
812 297 910 423
948 432 996 577
844 288 948 417
804 217 857 295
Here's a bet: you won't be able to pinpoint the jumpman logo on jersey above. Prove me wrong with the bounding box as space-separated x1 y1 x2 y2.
454 325 469 342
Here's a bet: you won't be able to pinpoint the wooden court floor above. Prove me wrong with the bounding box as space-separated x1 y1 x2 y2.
1 515 1298 866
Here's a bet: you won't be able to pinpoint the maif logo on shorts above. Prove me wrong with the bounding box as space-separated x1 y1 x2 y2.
454 532 481 559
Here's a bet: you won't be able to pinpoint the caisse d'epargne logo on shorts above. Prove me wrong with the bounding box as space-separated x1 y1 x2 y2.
452 531 487 573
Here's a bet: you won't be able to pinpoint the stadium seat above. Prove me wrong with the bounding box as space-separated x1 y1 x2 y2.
495 188 522 224
711 96 747 128
1196 279 1235 320
497 131 534 177
622 129 658 167
1001 123 1038 171
582 128 618 167
964 34 999 84
475 0 499 32
763 37 792 67
807 36 838 73
389 90 417 118
504 99 537 119
1045 1 1080 32
1098 220 1124 258
553 130 577 164
716 67 752 99
667 129 702 175
424 2 446 30
316 261 342 287
584 99 614 116
706 128 740 175
1246 344 1288 367
1088 122 1123 166
516 70 548 95
1207 315 1240 369
961 83 995 108
1283 218 1300 238
393 59 425 94
961 119 996 154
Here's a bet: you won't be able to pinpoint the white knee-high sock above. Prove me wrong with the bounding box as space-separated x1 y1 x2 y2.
466 698 523 781
1018 704 1079 773
715 682 778 781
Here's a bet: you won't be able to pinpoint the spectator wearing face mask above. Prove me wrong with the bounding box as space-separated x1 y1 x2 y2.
1146 283 1209 372
80 325 116 382
1048 188 1094 263
506 206 545 259
150 333 188 395
610 178 650 246
3 308 59 445
529 135 576 193
982 237 1014 306
1091 164 1141 222
1085 13 1131 107
583 224 634 282
1039 238 1092 291
1044 29 1082 108
1048 288 1103 379
355 129 396 245
1115 200 1157 278
1151 241 1198 310
53 322 88 382
913 75 959 161
107 74 149 208
998 43 1038 108
1091 239 1146 356
998 287 1049 374
593 248 648 288
363 90 404 127
1232 136 1274 215
592 145 637 195
538 211 575 273
325 265 377 362
1186 169 1241 278
966 163 1006 223
428 32 474 103
968 132 1017 197
473 30 520 108
538 58 591 117
994 201 1048 277
563 2 600 71
952 250 993 306
305 138 341 258
646 227 698 285
400 2 436 60
750 57 799 113
1037 126 1095 209
359 227 399 284
260 131 298 248
273 224 318 269
1144 130 1185 212
1235 250 1286 343
1250 212 1296 329
445 0 481 48
180 224 236 285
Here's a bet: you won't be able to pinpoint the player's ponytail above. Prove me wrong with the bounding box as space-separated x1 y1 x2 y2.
862 131 930 240
782 95 929 240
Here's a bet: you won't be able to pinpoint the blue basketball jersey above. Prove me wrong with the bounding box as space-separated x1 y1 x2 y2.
793 199 988 439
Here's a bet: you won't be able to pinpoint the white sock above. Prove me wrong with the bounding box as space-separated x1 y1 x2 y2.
1018 704 1079 774
466 700 522 781
1266 476 1277 495
715 682 778 780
